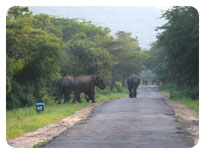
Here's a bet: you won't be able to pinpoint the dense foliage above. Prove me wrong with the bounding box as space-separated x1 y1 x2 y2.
6 7 147 109
147 7 199 99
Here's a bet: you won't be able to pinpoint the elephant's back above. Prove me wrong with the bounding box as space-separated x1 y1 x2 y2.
73 76 92 92
127 74 140 85
74 75 92 82
128 74 140 80
64 76 75 81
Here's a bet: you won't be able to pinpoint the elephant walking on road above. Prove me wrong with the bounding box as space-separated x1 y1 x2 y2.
142 79 148 86
127 74 140 98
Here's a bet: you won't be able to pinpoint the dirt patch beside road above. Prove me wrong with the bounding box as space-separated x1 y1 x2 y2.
7 101 108 148
159 91 199 145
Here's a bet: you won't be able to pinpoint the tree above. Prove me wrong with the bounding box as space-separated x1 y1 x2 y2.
50 17 111 43
52 17 114 78
103 31 148 89
7 6 32 19
34 14 63 38
63 33 113 78
6 7 151 109
152 6 199 98
6 7 64 109
145 42 168 82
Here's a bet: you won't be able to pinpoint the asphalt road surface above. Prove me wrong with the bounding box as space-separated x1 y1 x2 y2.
43 86 194 148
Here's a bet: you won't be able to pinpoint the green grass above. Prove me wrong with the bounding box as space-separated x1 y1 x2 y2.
6 88 128 139
158 86 199 115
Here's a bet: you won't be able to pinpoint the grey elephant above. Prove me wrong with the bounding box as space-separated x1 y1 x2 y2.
152 78 160 86
127 74 140 98
72 75 105 103
142 79 148 86
57 76 75 104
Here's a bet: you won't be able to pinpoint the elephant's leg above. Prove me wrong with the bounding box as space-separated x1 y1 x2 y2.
133 86 138 98
85 93 90 102
77 94 82 103
72 91 77 104
85 92 92 102
73 90 82 103
64 92 70 103
128 86 133 98
133 89 136 98
91 94 95 103
85 95 89 102
90 86 95 103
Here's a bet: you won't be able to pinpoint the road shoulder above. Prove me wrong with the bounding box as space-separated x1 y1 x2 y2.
159 91 199 145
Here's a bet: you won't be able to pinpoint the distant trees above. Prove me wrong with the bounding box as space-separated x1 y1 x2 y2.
103 31 148 89
147 6 199 99
6 7 147 109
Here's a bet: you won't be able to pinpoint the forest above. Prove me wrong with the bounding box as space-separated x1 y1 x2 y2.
147 6 199 100
6 6 199 110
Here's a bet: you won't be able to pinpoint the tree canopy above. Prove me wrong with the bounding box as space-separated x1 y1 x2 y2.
147 6 199 99
6 7 147 109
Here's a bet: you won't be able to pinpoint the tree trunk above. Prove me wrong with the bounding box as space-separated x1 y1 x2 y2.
122 75 125 87
110 78 115 90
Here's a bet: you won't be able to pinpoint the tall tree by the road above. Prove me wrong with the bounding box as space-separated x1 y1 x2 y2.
7 7 65 109
150 6 199 98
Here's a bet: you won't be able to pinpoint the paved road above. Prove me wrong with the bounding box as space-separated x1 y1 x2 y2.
43 86 194 148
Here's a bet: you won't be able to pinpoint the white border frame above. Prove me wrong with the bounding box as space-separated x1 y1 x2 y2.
1 1 202 152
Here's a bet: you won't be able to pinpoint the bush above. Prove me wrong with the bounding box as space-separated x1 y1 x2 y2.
114 81 122 92
159 83 199 100
186 86 199 100
6 81 35 110
169 87 199 100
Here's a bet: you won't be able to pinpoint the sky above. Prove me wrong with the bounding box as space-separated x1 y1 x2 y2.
29 6 167 49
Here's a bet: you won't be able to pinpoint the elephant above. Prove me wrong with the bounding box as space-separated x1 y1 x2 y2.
152 78 160 86
57 76 75 104
127 74 140 98
72 75 105 103
142 79 148 86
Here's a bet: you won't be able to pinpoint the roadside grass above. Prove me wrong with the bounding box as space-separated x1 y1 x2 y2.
158 86 199 115
6 88 128 139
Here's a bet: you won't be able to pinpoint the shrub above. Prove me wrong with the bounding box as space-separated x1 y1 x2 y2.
114 81 122 92
6 81 35 110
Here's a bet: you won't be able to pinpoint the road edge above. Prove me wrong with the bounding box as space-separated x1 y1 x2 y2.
157 89 199 146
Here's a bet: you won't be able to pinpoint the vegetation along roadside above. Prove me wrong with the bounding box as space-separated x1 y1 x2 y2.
158 86 199 115
6 88 128 139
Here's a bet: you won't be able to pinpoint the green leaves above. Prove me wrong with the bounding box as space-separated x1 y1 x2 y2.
104 31 148 78
64 36 113 77
6 7 148 109
6 7 64 109
7 6 32 19
150 6 199 99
